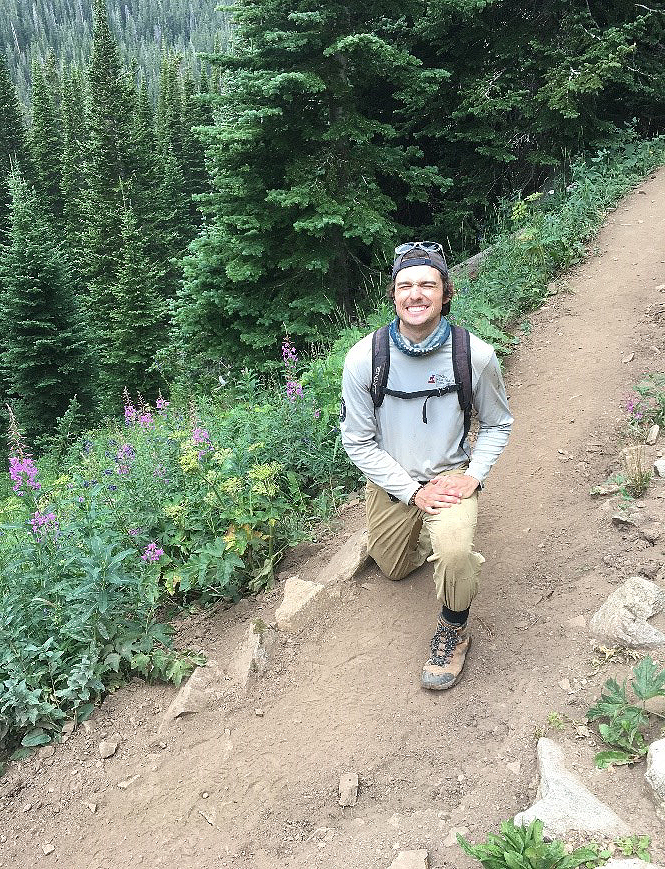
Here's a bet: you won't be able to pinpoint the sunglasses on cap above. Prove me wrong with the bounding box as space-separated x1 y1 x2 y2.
394 240 444 256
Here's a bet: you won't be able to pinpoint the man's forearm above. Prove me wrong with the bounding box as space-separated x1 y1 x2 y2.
466 421 512 485
342 437 421 504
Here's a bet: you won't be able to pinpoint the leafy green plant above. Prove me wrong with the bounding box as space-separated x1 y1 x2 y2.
547 712 567 731
627 374 665 430
613 836 651 861
586 656 665 768
457 819 601 868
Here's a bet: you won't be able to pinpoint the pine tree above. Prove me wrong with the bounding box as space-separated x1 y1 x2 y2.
30 58 64 226
181 65 211 219
105 200 166 398
174 0 449 368
0 170 89 439
410 0 665 243
60 65 89 295
84 0 140 393
0 55 29 240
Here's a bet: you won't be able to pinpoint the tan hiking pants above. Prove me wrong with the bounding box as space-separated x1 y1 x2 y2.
365 475 485 612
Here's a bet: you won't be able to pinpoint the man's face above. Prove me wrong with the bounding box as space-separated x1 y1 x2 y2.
393 265 448 339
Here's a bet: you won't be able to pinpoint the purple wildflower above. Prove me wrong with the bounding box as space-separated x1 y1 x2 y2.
314 408 321 419
123 387 137 425
192 427 210 445
6 404 41 496
286 380 304 402
156 395 169 412
128 528 139 537
282 337 298 368
30 510 59 541
139 412 154 429
154 464 167 479
9 455 41 495
141 542 165 563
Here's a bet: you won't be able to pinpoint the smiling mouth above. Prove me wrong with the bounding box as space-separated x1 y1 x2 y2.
406 304 428 313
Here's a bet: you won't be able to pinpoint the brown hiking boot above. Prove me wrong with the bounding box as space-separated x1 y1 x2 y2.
421 615 471 690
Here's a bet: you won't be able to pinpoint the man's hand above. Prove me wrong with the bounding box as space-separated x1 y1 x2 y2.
413 474 480 514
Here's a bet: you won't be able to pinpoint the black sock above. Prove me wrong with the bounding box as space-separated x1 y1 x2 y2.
440 604 469 626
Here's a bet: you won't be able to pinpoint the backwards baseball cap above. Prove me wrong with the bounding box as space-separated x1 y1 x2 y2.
392 241 448 281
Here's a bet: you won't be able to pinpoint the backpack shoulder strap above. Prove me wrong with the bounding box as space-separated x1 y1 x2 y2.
451 324 472 447
370 325 390 408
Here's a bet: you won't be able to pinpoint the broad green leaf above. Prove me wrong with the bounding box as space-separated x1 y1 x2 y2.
21 727 51 747
503 851 529 869
76 703 95 722
594 749 635 768
587 678 628 720
103 653 121 672
631 656 665 701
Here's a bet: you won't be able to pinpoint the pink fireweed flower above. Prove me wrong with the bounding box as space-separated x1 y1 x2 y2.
192 427 210 445
156 395 169 412
141 542 165 562
314 408 321 419
285 380 303 402
30 510 59 541
139 412 154 429
6 404 41 496
128 528 139 537
625 395 644 421
192 427 213 459
281 337 298 368
124 403 137 425
9 455 41 495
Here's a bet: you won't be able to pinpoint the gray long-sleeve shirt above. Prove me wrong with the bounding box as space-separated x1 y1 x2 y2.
340 329 513 504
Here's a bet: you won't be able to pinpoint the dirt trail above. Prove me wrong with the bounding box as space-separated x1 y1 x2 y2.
2 170 665 869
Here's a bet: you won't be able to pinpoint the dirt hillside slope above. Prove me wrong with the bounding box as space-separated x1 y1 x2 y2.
1 169 664 869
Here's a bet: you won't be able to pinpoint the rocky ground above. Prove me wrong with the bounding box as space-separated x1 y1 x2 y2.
1 170 665 869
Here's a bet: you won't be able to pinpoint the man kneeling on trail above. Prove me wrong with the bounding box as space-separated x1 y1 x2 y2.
340 241 513 690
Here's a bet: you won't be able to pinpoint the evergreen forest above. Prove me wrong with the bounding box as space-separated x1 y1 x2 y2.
0 0 664 441
1 0 230 104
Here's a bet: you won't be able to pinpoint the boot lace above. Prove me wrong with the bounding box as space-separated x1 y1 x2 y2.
430 624 459 667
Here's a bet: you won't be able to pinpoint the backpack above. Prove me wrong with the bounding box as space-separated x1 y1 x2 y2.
370 324 473 451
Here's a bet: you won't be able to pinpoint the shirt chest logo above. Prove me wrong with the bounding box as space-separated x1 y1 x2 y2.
427 373 455 388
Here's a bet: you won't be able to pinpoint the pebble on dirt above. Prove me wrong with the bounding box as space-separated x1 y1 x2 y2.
338 772 359 807
589 576 665 649
646 424 660 445
443 826 469 847
645 739 665 820
99 739 119 759
611 513 638 528
388 850 429 869
654 458 665 477
42 844 55 855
